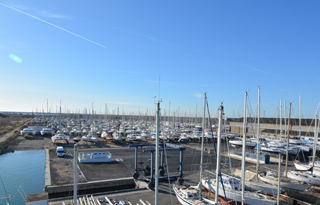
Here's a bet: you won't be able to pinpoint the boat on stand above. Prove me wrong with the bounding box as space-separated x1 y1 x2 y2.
202 92 276 205
173 94 233 205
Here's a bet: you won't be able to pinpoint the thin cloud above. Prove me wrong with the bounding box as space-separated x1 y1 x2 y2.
89 21 203 53
0 3 106 49
194 93 203 98
9 4 71 19
242 64 281 79
38 10 72 20
8 4 28 10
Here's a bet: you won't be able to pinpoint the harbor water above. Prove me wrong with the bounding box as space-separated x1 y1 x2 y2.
0 150 45 205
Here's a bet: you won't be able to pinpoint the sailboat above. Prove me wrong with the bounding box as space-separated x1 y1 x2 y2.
173 93 225 205
289 114 320 184
51 102 70 144
294 114 319 171
202 92 276 205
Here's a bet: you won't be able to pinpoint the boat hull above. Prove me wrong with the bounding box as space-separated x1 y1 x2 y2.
202 179 275 205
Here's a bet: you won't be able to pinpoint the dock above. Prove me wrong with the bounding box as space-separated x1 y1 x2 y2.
24 140 319 205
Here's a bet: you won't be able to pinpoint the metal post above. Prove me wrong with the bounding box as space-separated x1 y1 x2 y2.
151 152 154 182
161 150 164 168
135 147 138 172
74 144 78 205
284 103 291 178
241 92 247 205
215 103 223 203
179 150 183 176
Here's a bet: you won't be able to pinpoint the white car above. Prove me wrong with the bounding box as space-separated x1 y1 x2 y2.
56 146 65 157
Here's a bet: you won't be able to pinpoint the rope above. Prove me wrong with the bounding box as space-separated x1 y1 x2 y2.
224 115 237 204
159 109 174 205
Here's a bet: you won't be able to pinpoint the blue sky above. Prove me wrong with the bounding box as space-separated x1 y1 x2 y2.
0 0 319 119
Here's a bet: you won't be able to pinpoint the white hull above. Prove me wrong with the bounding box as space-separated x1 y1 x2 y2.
40 128 54 136
287 171 320 185
202 179 275 205
52 134 70 143
258 174 310 191
294 162 311 171
90 136 99 143
173 184 217 205
245 181 280 196
78 152 113 163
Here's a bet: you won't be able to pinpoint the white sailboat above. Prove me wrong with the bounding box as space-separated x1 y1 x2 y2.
173 93 225 205
289 114 320 184
202 92 276 205
51 102 70 143
258 171 310 192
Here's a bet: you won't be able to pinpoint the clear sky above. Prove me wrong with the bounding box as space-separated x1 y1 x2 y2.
0 0 319 119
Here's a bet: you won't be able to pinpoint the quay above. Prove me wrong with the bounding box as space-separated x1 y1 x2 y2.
24 139 319 205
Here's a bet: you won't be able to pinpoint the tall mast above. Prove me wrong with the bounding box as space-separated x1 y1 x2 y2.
284 103 291 178
299 95 301 139
280 99 282 140
215 103 223 203
199 93 206 196
277 153 281 205
92 102 94 123
241 92 247 205
155 101 160 205
256 87 260 176
73 144 78 205
284 101 287 136
312 114 318 169
59 100 61 132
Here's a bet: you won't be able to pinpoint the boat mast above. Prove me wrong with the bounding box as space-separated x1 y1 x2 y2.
299 95 301 140
199 93 206 196
74 144 78 205
280 99 282 140
256 87 260 176
277 153 281 205
284 101 287 136
312 114 318 169
59 100 61 133
284 103 291 178
241 92 247 205
155 101 160 205
215 103 224 203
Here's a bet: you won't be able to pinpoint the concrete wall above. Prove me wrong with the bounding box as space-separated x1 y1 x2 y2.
26 199 47 205
45 177 134 194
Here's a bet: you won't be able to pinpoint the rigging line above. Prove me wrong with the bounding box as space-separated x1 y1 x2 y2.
0 3 106 49
159 109 174 205
0 175 10 205
246 95 256 138
224 115 237 204
205 99 228 203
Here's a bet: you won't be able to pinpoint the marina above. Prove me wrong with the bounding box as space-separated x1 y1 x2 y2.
0 106 320 205
1 87 320 205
